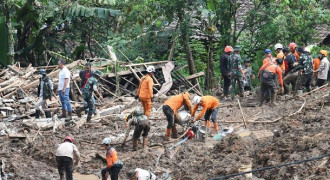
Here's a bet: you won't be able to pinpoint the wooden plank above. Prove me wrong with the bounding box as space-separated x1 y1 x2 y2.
128 66 141 81
123 60 170 67
185 72 205 80
8 65 23 76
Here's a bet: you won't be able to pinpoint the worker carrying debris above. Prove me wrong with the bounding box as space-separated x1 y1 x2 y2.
79 62 96 114
191 96 220 133
293 47 313 93
57 60 73 120
258 58 284 106
136 66 155 117
35 69 53 119
127 168 156 180
55 136 80 180
101 138 123 180
122 110 150 151
76 70 103 122
163 92 192 139
228 46 245 101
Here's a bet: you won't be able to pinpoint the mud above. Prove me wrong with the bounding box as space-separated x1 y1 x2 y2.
0 88 329 180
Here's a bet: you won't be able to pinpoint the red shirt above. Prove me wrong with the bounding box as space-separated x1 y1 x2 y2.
82 72 90 88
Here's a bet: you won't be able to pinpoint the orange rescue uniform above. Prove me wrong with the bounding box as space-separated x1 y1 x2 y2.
106 147 118 168
294 51 299 62
276 51 286 72
192 96 220 120
262 57 275 65
137 74 154 116
313 58 321 77
259 62 283 86
163 92 192 114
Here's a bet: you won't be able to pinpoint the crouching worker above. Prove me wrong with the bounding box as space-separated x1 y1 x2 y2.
122 110 150 151
35 69 53 119
258 58 284 106
102 138 123 180
191 96 220 133
76 70 103 122
55 136 80 180
163 92 192 139
127 168 156 180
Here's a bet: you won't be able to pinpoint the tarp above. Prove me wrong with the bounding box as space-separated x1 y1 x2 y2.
155 61 175 96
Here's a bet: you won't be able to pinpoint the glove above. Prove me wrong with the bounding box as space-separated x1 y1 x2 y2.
135 95 139 100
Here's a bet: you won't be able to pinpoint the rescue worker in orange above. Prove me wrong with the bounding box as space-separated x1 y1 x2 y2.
262 49 275 65
312 54 321 87
191 96 220 132
101 138 123 180
136 66 155 117
258 59 284 106
275 43 286 73
289 42 299 61
163 92 192 139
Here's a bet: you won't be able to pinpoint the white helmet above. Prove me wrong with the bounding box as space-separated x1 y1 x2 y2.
102 138 111 145
146 66 155 73
304 47 311 53
192 96 201 104
274 43 283 50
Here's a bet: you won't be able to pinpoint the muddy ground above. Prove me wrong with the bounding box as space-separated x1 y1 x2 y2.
0 88 329 180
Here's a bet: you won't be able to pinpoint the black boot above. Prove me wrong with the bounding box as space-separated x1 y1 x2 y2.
45 111 52 118
35 110 40 119
86 113 92 122
59 109 67 119
67 111 72 121
259 95 264 106
76 107 84 117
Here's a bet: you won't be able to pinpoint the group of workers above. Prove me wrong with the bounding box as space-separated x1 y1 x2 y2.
220 43 329 106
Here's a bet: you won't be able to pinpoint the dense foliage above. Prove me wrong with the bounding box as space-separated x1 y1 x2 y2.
0 0 329 91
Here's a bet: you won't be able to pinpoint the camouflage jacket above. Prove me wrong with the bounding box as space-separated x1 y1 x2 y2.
296 53 313 74
83 77 98 99
228 53 242 76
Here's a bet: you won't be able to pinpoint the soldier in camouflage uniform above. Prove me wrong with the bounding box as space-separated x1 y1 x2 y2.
228 46 245 101
76 70 103 122
294 47 313 92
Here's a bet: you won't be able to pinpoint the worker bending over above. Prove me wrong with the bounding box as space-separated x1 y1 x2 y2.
55 136 80 180
163 92 192 139
258 59 284 106
122 110 150 151
101 138 123 180
127 168 156 180
76 70 103 122
191 96 220 133
136 66 155 117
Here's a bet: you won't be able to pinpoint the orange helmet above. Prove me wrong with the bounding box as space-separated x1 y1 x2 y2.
224 46 233 53
320 50 328 57
289 42 296 48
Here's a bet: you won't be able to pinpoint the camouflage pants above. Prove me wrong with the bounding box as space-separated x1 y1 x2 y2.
230 75 244 98
83 95 95 115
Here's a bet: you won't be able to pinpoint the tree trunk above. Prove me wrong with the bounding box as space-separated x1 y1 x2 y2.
206 36 214 90
4 5 14 65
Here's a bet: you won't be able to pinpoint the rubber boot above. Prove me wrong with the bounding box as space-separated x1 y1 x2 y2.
45 111 52 118
59 109 67 119
142 137 148 150
270 93 278 107
213 122 219 132
67 111 72 121
259 95 265 106
171 125 178 138
133 139 138 151
86 113 92 122
165 128 172 140
60 174 65 180
35 110 40 119
76 107 84 118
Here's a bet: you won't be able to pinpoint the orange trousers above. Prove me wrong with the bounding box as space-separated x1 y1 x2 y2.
140 97 152 117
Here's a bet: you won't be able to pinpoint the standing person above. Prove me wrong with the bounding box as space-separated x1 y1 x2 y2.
258 59 284 106
79 62 95 114
312 54 321 87
191 96 220 133
314 50 329 87
76 71 103 122
228 46 245 100
127 168 156 180
289 42 299 61
122 110 150 151
242 59 253 91
275 43 286 73
294 47 313 92
136 66 155 117
58 60 72 120
163 92 192 139
262 49 276 65
101 138 123 180
220 46 233 99
55 136 80 180
35 69 53 119
283 46 299 94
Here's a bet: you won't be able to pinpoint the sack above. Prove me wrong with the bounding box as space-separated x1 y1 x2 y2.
43 77 52 100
